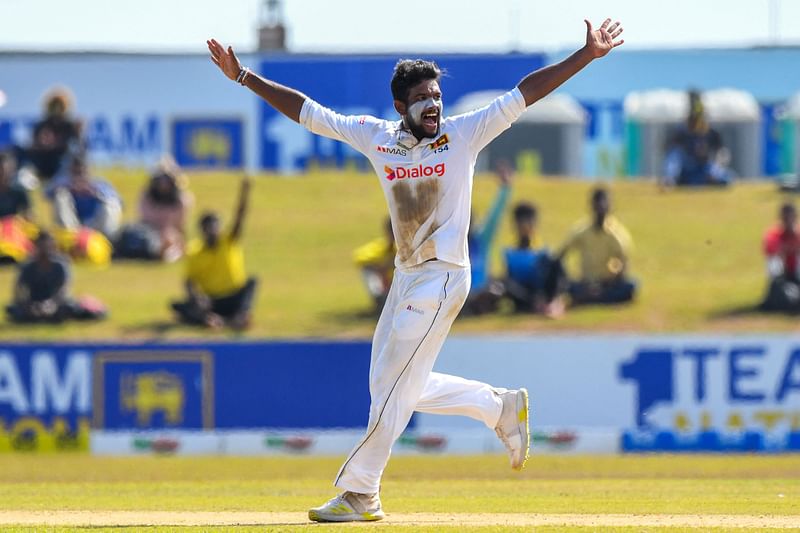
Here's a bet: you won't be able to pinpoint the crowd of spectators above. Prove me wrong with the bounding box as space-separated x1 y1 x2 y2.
2 86 796 330
0 87 257 330
354 166 638 319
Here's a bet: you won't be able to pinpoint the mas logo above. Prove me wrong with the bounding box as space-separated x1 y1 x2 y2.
376 145 407 156
384 163 446 181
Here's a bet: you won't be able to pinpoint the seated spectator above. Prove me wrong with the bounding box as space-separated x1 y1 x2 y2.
353 216 395 312
116 158 192 261
0 151 31 220
761 202 800 312
5 231 106 323
557 187 637 305
52 155 122 240
663 90 731 187
503 202 566 317
463 162 512 315
0 151 35 263
171 176 256 330
24 87 84 183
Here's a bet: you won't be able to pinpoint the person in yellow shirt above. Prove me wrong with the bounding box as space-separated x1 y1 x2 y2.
556 186 637 305
353 216 395 312
171 176 256 329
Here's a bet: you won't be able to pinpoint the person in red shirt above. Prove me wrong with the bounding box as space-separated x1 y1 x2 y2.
761 202 800 311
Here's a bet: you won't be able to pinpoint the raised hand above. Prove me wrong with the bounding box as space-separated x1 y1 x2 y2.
207 38 242 81
584 18 624 59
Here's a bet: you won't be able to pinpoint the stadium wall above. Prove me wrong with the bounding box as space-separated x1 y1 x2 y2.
0 335 797 455
1 49 800 176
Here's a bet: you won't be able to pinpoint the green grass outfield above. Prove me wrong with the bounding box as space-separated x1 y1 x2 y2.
1 168 799 340
0 454 797 531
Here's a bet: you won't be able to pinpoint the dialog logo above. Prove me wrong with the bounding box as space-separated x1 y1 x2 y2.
384 163 446 181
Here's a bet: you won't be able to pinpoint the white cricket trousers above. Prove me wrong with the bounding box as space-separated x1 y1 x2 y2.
334 260 503 494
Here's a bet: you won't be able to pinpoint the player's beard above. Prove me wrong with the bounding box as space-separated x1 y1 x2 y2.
404 98 442 140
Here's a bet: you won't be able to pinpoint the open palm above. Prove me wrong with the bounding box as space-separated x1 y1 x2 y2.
585 18 624 58
207 38 241 81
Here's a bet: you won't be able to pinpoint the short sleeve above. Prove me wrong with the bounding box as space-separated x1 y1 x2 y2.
558 224 584 257
764 228 780 255
55 260 69 289
299 99 384 155
449 88 527 153
16 262 32 291
610 222 633 257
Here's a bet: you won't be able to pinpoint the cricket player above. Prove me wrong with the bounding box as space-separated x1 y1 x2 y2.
207 17 623 522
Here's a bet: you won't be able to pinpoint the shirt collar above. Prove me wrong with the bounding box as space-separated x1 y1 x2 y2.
395 121 437 150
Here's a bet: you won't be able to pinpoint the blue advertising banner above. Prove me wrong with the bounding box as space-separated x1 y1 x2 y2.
0 346 91 451
0 341 373 444
3 336 798 454
93 350 213 430
171 117 244 168
258 53 546 173
430 335 800 454
619 343 800 452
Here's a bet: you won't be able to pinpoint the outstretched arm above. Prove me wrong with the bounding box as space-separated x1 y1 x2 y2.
231 175 251 241
207 38 306 123
517 18 624 106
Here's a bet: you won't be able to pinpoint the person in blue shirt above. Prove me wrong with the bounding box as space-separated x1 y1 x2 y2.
52 155 122 239
503 201 566 317
662 90 731 187
463 162 512 314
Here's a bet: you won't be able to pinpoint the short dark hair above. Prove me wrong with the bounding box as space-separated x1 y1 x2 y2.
35 230 54 246
781 202 796 216
391 59 442 103
199 211 219 228
591 186 609 203
513 202 537 222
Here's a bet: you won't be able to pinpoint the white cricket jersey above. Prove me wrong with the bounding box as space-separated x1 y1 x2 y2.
299 87 527 269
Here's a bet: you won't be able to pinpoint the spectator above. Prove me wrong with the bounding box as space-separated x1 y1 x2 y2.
171 176 256 330
462 162 512 314
52 155 122 240
116 158 192 261
0 151 31 220
25 87 84 183
557 187 637 305
503 202 566 317
761 202 800 312
663 90 731 187
5 231 106 323
353 216 395 312
0 151 35 263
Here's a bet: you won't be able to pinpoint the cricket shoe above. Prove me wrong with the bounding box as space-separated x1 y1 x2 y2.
494 388 530 471
308 491 385 522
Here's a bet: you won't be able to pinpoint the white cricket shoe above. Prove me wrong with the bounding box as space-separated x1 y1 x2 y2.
308 491 385 522
494 388 530 471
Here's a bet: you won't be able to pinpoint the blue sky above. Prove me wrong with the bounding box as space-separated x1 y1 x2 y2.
0 0 797 53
